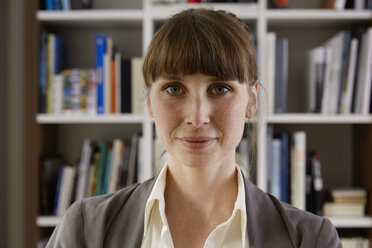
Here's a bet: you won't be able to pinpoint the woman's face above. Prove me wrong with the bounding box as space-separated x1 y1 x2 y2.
148 73 257 169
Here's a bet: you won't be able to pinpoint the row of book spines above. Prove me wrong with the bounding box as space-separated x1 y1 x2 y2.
39 32 145 115
41 135 147 216
267 130 325 214
43 0 91 10
308 27 372 115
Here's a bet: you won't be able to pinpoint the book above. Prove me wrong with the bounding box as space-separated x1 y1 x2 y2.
355 28 372 114
138 136 152 183
95 35 106 114
271 139 282 200
341 237 369 248
104 37 113 114
266 32 276 114
39 156 62 215
332 188 367 203
280 133 289 203
274 38 288 113
305 151 323 215
340 38 359 114
103 146 113 194
115 53 121 113
131 57 145 114
54 165 76 216
95 143 107 195
291 132 306 210
108 139 124 193
307 46 326 113
127 134 139 186
39 31 48 113
75 139 93 201
323 202 365 217
322 31 345 114
121 58 132 113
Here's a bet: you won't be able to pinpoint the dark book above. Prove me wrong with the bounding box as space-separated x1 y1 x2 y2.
351 28 364 113
95 142 107 196
39 155 62 215
38 31 48 113
337 31 351 114
119 141 132 188
121 59 132 113
280 133 289 203
305 151 324 215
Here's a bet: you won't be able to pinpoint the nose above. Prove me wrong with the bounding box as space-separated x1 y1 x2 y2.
185 95 211 128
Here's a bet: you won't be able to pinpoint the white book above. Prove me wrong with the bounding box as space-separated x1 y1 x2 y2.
87 69 97 115
356 28 372 115
291 132 306 210
322 31 345 114
104 37 113 114
75 140 92 201
131 57 145 114
360 28 372 115
138 136 152 183
108 139 124 193
57 166 75 216
341 38 359 114
266 32 276 114
307 46 325 113
115 53 121 113
334 0 346 10
354 0 365 9
53 74 64 114
271 139 282 200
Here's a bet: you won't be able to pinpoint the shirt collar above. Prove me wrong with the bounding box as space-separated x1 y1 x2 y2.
143 162 247 237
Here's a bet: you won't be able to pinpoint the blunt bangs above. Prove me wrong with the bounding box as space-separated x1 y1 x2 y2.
143 8 257 87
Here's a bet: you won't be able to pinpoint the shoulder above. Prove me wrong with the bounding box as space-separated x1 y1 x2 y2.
242 177 341 248
268 195 341 247
46 178 156 247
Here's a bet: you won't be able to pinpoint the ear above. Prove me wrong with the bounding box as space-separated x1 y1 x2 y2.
245 81 259 118
147 96 154 118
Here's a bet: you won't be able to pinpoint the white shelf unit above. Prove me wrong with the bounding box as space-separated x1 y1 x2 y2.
34 0 372 239
36 113 146 124
36 215 372 229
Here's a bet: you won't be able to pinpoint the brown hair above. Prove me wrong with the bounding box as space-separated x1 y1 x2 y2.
142 8 257 87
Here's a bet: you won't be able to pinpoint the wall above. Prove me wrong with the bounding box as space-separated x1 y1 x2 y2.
6 0 25 247
0 0 8 247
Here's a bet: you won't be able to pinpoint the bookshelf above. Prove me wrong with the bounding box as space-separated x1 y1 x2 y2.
22 0 372 246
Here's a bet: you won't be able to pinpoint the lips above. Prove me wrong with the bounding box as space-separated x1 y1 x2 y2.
178 136 217 149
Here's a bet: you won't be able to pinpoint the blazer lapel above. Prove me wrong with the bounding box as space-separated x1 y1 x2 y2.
104 178 157 247
243 177 294 248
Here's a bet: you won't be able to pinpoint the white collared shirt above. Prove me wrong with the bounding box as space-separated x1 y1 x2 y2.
141 163 249 248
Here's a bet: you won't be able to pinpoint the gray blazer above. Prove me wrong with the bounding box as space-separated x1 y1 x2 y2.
46 176 342 248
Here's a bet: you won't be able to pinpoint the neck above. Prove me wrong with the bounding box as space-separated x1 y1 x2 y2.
164 155 238 218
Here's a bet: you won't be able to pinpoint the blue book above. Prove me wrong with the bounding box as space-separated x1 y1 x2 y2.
53 166 64 216
95 35 106 114
39 31 48 113
53 0 62 10
45 0 54 10
54 35 64 75
280 133 289 203
272 139 282 200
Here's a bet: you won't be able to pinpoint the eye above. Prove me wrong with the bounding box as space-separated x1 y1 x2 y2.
164 84 183 95
210 85 231 95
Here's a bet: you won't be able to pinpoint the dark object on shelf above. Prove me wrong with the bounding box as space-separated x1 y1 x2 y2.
270 0 289 8
71 0 92 9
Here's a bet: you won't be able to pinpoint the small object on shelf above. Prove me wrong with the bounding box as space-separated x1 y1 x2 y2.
270 0 289 8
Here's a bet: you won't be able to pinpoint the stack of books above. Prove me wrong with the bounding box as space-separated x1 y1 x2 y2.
323 188 367 217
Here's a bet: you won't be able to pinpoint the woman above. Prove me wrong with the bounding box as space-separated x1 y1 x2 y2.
46 8 341 248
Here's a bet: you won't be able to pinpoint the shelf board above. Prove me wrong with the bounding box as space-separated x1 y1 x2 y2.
36 216 61 227
37 10 144 26
149 3 258 21
36 114 145 124
327 216 372 228
36 215 372 228
266 114 372 124
267 9 372 21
